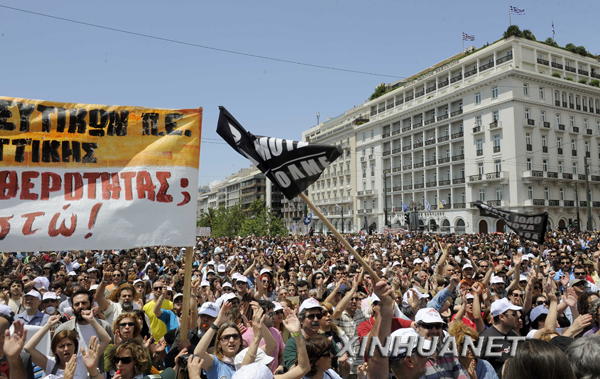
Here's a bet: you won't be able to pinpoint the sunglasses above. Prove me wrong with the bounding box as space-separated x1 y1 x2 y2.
574 272 586 276
153 287 163 291
228 300 240 306
112 356 133 364
275 310 284 315
306 313 323 321
573 282 586 287
220 334 241 342
315 276 323 280
42 299 55 304
322 310 331 316
119 322 135 328
512 293 523 298
223 288 233 292
419 323 443 330
536 301 549 306
350 297 360 302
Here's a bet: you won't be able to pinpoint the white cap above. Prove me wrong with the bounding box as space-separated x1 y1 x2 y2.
167 286 173 291
415 308 445 324
298 298 323 313
198 302 220 317
519 274 528 282
0 305 12 317
181 247 186 251
491 276 505 284
232 362 274 379
207 260 215 266
89 284 99 291
522 255 529 261
215 293 239 307
72 262 81 270
466 293 474 300
273 302 284 312
234 347 274 370
413 258 423 264
42 292 58 301
67 271 78 276
231 273 241 280
223 282 233 289
462 263 473 270
218 264 226 273
207 270 215 274
490 298 522 317
260 268 272 276
24 290 41 300
87 267 98 273
235 275 248 283
389 328 432 357
201 280 210 287
530 304 549 322
392 261 401 267
33 277 49 290
133 279 144 286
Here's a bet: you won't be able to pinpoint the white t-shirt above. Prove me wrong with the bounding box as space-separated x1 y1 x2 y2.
75 323 98 352
44 355 88 379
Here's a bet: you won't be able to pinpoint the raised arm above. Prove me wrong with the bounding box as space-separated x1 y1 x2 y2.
471 282 485 334
533 284 558 339
276 308 309 379
95 280 111 312
332 274 359 319
153 290 166 318
507 253 522 292
240 307 265 367
193 301 232 371
367 279 394 379
24 315 61 369
434 243 451 277
323 281 342 305
4 321 27 379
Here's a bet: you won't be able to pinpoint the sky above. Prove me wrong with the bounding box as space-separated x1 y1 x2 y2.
1 0 598 187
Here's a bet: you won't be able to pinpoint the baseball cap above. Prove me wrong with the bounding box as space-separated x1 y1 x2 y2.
530 305 549 323
33 277 49 290
0 305 13 318
222 282 233 289
298 298 323 314
235 275 248 283
24 290 41 300
569 279 587 287
42 292 58 301
218 264 226 273
389 328 432 358
173 293 184 301
198 302 220 317
413 258 423 264
260 268 272 276
462 263 473 270
519 274 528 282
232 362 273 379
201 280 210 287
490 276 505 284
415 308 445 324
273 302 284 312
234 347 274 370
215 293 240 307
89 284 99 291
133 279 144 286
490 298 522 317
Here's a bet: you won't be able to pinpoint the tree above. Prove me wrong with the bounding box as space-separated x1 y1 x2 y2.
197 208 217 228
369 84 386 101
565 43 577 53
575 46 588 57
203 204 247 237
503 25 522 39
544 38 558 47
522 29 536 41
240 199 287 236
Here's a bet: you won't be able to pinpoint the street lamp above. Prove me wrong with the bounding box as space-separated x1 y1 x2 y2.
335 204 344 234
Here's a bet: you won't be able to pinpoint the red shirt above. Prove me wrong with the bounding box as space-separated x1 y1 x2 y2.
356 316 413 338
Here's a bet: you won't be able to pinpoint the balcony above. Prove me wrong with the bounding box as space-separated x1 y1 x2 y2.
473 126 482 134
551 62 563 69
566 66 576 73
405 95 414 101
543 146 548 153
594 201 600 208
563 200 574 206
392 167 402 172
464 68 477 78
450 74 463 83
392 129 401 135
426 159 436 166
413 122 423 129
426 85 437 93
592 175 600 182
440 179 452 185
558 124 565 131
393 186 402 192
572 150 577 156
561 173 573 179
438 157 451 164
476 149 483 156
537 58 549 66
403 185 413 190
584 106 588 112
426 181 437 188
383 169 391 174
577 105 581 111
402 126 411 133
451 109 463 117
580 201 588 207
414 162 424 168
387 104 394 110
452 178 465 184
523 199 546 206
526 144 532 151
424 118 436 125
563 102 568 108
587 151 591 158
451 131 464 139
439 80 449 88
493 146 501 153
496 53 513 64
438 135 450 143
486 200 502 207
402 145 411 151
549 200 560 206
470 174 482 182
383 151 391 156
543 122 551 128
369 154 374 160
523 170 544 179
579 69 589 76
425 139 435 146
481 62 495 71
414 183 424 189
547 172 558 178
378 107 385 113
555 100 561 106
437 114 449 122
452 154 464 161
382 133 391 139
569 103 574 109
415 91 424 98
413 141 423 148
454 203 466 209
558 148 563 154
403 164 412 170
392 148 401 154
586 129 593 135
490 121 501 130
396 99 404 106
579 174 587 181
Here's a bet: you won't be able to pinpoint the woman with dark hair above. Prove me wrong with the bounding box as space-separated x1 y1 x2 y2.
106 339 152 379
302 335 342 379
25 315 105 379
583 299 600 336
131 309 152 340
104 312 153 373
503 339 576 379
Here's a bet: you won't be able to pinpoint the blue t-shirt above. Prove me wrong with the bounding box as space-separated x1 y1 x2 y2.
477 358 500 379
158 309 180 353
205 354 236 379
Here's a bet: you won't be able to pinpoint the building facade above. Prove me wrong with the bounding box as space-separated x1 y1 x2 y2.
302 36 600 233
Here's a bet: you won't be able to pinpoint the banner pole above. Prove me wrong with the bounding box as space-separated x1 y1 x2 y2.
299 193 381 282
179 246 195 340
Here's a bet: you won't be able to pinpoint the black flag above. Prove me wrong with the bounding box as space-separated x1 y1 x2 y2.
473 201 548 244
217 106 343 200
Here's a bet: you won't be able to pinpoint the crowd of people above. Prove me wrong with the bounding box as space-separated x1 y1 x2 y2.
0 229 599 379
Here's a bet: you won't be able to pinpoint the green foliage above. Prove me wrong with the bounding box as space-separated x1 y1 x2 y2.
565 77 574 81
579 79 588 84
552 73 561 78
240 199 287 237
369 84 387 101
522 29 536 41
565 43 577 53
575 46 589 56
544 38 558 47
591 80 600 88
503 25 522 39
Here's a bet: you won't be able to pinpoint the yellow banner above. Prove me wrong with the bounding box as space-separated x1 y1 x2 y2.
0 97 202 169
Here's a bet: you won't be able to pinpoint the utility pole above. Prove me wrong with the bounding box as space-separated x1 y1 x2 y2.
575 181 581 233
585 156 593 231
341 206 344 234
384 171 389 227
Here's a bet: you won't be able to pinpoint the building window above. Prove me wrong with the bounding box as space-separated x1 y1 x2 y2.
476 139 483 150
493 111 499 121
557 137 562 149
558 161 564 173
493 135 500 147
541 111 546 122
476 92 481 104
525 108 531 120
556 113 561 125
573 163 578 175
478 163 484 175
476 116 482 126
496 187 503 201
554 90 560 103
528 186 533 200
524 83 529 96
492 87 498 99
560 188 565 201
495 160 502 172
539 87 545 99
543 160 548 171
544 187 550 200
526 133 532 145
585 119 589 130
362 133 366 142
585 141 590 152
479 189 485 202
572 139 577 151
570 116 575 127
527 158 532 170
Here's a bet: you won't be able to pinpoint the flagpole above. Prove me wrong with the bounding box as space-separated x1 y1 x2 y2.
509 6 511 26
462 32 464 53
299 192 381 282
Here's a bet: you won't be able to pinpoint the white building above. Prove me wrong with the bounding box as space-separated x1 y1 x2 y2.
302 36 600 233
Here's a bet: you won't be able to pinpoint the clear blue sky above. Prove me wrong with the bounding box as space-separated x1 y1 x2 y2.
1 1 597 186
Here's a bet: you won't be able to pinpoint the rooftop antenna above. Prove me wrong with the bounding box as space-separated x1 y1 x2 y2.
316 112 320 125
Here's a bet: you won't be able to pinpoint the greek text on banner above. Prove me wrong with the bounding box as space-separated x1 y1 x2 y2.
0 96 202 251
